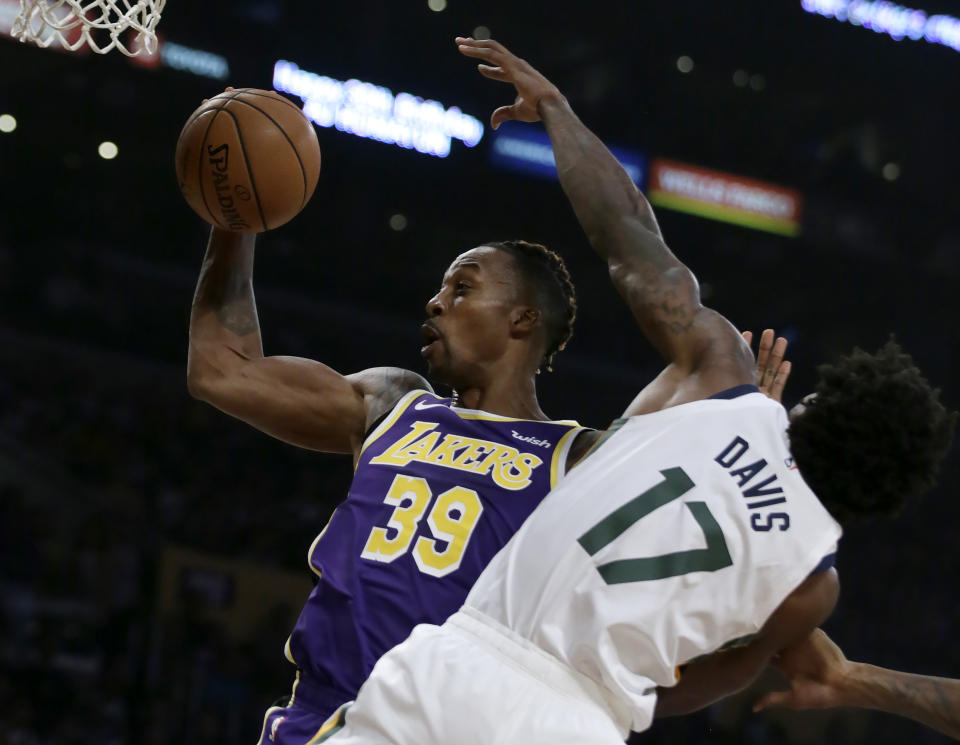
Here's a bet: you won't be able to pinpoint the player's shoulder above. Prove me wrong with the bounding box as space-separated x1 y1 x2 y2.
566 428 603 472
347 367 433 428
348 366 431 393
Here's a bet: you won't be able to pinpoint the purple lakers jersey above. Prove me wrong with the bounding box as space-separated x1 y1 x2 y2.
284 389 584 716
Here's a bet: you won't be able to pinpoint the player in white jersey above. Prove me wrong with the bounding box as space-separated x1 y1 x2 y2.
317 37 956 744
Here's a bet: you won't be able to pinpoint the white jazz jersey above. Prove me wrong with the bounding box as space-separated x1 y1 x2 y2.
466 390 842 732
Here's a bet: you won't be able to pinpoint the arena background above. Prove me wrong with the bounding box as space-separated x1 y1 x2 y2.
1 1 958 743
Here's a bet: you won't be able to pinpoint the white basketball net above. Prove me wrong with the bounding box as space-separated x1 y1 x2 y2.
12 0 166 56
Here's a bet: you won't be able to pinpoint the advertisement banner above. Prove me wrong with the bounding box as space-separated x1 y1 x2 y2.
490 121 646 187
648 158 803 237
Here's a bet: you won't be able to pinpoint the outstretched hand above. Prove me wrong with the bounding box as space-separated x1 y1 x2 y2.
753 628 852 712
455 36 564 130
743 329 791 403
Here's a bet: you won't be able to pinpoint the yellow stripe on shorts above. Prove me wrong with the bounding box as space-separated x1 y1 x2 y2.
306 703 352 744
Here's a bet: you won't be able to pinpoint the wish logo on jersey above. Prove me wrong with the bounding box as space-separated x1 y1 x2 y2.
370 420 544 490
511 429 552 448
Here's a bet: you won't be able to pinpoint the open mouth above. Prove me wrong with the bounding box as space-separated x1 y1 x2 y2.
420 322 441 356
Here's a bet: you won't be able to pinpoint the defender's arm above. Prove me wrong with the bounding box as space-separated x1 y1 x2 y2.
539 96 749 374
457 38 751 379
754 629 960 740
654 568 839 718
187 227 429 456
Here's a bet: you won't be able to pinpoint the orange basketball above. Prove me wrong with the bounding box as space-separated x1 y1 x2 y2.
175 88 321 233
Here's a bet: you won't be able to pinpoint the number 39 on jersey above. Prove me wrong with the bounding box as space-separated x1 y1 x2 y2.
361 474 484 578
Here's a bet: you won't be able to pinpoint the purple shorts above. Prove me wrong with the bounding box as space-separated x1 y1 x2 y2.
256 676 352 745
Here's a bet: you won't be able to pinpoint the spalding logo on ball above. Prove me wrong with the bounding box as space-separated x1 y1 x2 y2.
175 88 321 232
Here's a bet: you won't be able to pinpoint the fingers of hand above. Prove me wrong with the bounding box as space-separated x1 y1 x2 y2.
755 327 774 368
770 336 788 366
742 330 754 346
456 36 506 51
762 337 788 387
477 64 510 81
775 358 791 377
457 41 504 65
457 44 493 60
490 104 517 130
769 360 791 401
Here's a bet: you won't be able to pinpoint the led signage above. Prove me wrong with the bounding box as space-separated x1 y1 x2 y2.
802 0 960 53
272 60 484 159
648 159 803 237
490 121 645 185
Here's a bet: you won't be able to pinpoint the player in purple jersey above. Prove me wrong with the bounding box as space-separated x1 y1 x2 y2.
187 172 605 738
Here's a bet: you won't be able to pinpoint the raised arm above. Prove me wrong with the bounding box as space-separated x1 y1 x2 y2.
187 227 428 457
457 37 752 393
754 629 960 740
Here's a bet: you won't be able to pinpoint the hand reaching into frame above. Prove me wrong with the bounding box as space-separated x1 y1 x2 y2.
743 329 791 403
455 36 564 130
755 629 960 739
753 628 851 712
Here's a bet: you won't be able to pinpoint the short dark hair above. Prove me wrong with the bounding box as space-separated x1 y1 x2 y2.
788 339 956 523
487 239 577 372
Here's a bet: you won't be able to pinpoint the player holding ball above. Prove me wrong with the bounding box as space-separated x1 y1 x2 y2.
177 81 595 744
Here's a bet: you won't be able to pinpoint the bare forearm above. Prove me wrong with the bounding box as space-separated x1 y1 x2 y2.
655 645 768 718
189 227 263 362
538 96 667 262
843 663 960 740
538 95 709 365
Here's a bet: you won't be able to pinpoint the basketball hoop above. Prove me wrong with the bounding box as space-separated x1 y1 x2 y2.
12 0 166 57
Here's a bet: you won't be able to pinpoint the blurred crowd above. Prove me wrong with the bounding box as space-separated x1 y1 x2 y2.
0 269 349 743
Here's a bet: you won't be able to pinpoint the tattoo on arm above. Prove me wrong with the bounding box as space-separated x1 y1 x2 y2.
213 285 259 336
859 665 960 739
192 232 261 339
625 264 698 337
881 672 960 739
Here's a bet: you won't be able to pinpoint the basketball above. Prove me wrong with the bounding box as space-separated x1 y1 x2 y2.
174 88 321 233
